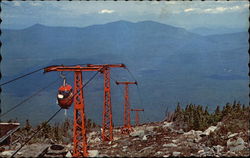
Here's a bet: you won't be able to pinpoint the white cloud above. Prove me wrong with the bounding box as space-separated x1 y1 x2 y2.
13 1 21 7
203 8 213 13
216 7 227 12
1 1 248 31
203 7 229 13
184 8 195 12
159 2 248 15
202 5 247 14
244 4 249 8
51 3 116 15
98 9 115 14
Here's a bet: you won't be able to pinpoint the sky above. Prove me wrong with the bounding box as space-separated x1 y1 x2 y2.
1 1 249 30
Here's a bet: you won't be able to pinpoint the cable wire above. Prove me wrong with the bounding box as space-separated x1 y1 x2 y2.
10 70 101 157
125 67 137 82
110 74 123 93
0 64 89 87
0 67 45 86
124 67 144 108
82 71 100 88
0 64 100 118
136 84 144 109
10 108 63 158
0 78 61 118
64 70 100 106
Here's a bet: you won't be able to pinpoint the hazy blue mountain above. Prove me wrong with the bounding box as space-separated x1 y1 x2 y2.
1 21 248 126
188 27 247 36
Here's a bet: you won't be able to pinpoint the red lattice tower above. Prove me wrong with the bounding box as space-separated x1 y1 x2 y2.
44 65 101 157
87 64 125 141
131 108 144 126
116 81 137 134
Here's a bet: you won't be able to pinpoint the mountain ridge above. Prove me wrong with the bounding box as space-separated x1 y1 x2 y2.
5 20 188 32
3 20 247 37
1 19 248 125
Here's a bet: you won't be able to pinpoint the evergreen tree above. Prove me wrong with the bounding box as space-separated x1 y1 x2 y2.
236 101 241 112
92 121 97 128
174 102 182 121
176 102 182 114
242 104 245 111
24 119 32 132
193 106 201 130
232 100 237 109
187 104 195 130
185 104 189 112
222 103 231 117
197 105 203 114
215 106 220 115
204 106 209 116
87 119 92 128
14 117 18 123
8 119 13 123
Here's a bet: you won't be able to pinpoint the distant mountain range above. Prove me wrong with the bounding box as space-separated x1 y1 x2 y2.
188 27 247 36
1 20 248 125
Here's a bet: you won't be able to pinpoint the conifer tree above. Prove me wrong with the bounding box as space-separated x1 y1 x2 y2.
174 102 182 121
193 106 201 130
176 102 182 114
215 106 220 115
214 105 222 123
236 101 241 112
185 104 189 112
24 119 32 132
187 104 195 130
242 104 245 111
222 103 231 117
233 100 237 109
204 106 209 116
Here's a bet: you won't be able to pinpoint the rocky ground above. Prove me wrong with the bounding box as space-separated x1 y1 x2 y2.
1 120 249 157
87 121 249 157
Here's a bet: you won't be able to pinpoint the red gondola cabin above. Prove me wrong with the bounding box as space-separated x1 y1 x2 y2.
57 84 73 109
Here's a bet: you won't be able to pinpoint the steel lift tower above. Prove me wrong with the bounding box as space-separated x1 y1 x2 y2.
44 65 102 157
87 64 126 141
115 81 137 134
131 108 144 126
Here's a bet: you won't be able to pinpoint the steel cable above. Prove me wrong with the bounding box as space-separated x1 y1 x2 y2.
0 64 95 117
124 67 144 108
0 70 72 118
0 67 45 86
10 70 100 157
0 63 89 87
1 67 100 118
125 67 137 82
135 84 144 110
10 108 62 158
110 74 123 93
0 78 61 118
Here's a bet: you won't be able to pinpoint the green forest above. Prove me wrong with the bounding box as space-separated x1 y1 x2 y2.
170 101 249 132
8 101 249 146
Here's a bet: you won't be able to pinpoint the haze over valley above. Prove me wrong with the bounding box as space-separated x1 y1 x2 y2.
1 20 248 125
